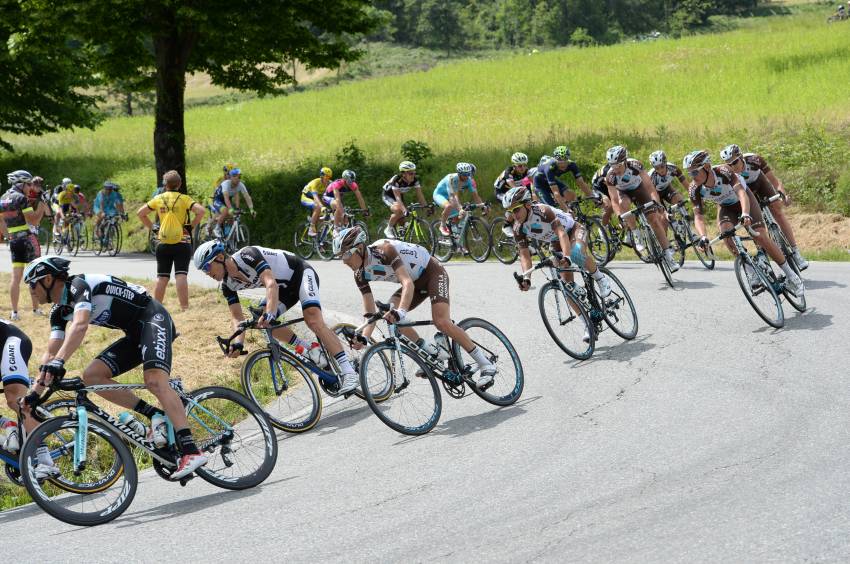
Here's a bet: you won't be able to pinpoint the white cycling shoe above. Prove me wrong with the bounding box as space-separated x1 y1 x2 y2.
338 372 360 395
476 365 496 388
383 225 397 239
172 453 208 480
596 274 612 298
34 461 61 480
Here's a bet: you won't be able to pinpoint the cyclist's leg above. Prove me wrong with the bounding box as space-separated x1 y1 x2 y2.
173 242 192 310
85 340 148 409
329 196 343 229
154 243 175 303
388 287 422 342
433 191 452 232
717 205 741 256
742 190 784 263
533 175 557 207
633 185 671 248
2 333 38 434
216 201 230 228
615 190 637 231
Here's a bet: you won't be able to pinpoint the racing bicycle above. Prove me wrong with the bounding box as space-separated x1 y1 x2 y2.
760 193 805 275
667 201 715 270
294 207 370 261
376 203 435 253
196 208 250 254
94 213 126 257
432 202 491 262
619 201 676 288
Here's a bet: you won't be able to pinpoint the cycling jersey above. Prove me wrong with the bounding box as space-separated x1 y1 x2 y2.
535 157 583 184
434 173 476 199
323 179 359 200
354 239 432 293
220 246 320 312
649 164 687 192
605 159 644 192
93 190 123 215
737 153 771 185
512 203 576 249
382 174 421 197
0 185 34 235
214 180 248 202
57 190 77 207
688 165 745 212
49 275 152 336
494 166 531 197
591 165 610 193
0 320 32 387
301 178 325 198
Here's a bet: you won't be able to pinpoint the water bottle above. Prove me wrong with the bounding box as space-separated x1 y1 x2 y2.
433 332 451 361
117 412 147 438
150 413 168 447
416 338 439 359
567 281 587 299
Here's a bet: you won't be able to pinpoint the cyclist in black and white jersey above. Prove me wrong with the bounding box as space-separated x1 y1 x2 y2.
590 164 615 227
493 152 532 236
381 161 430 239
24 256 208 479
193 241 360 394
532 146 598 212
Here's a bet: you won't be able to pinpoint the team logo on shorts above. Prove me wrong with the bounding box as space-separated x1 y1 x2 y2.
153 313 165 322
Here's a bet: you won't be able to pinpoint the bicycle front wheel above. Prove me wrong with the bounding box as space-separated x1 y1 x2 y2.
600 267 639 340
689 222 716 270
106 224 120 256
241 348 323 432
237 223 250 247
464 217 491 262
734 255 784 328
405 217 435 255
187 386 278 490
359 342 442 435
452 317 524 406
538 280 594 360
431 220 454 262
315 224 335 261
586 217 611 267
332 323 392 402
20 416 137 526
489 217 518 265
293 221 315 260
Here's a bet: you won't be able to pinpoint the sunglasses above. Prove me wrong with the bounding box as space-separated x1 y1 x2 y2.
507 203 526 212
202 258 222 273
342 247 361 260
727 157 742 166
687 168 704 178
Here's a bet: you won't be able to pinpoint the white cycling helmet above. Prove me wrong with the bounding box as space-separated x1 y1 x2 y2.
61 177 72 186
399 161 416 172
683 150 711 171
333 226 367 256
511 152 529 166
456 162 474 176
649 150 667 168
606 146 628 165
503 186 532 210
193 240 225 271
342 169 356 182
719 144 742 164
7 170 33 186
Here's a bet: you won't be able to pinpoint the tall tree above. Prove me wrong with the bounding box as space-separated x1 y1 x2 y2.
415 0 467 55
0 0 100 151
22 0 377 185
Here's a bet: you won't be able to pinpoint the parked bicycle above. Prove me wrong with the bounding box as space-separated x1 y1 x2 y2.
432 202 491 262
376 203 435 253
515 254 638 360
19 370 277 526
355 301 524 436
216 306 390 433
294 207 370 261
709 222 806 329
619 201 676 288
667 201 715 270
94 213 126 256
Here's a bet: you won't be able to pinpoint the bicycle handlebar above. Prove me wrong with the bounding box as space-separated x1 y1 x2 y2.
618 199 660 221
707 222 758 246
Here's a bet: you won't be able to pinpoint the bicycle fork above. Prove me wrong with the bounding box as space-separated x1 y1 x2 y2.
73 405 89 474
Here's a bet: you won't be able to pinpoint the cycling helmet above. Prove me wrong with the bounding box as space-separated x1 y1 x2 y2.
61 177 72 186
683 150 711 171
456 162 474 176
503 186 532 210
193 240 225 271
553 146 571 161
319 166 333 178
606 146 628 165
31 176 44 186
342 169 356 182
333 226 367 256
7 170 33 186
103 181 118 190
719 144 742 164
399 161 416 172
511 152 529 166
649 150 667 168
23 256 71 285
228 168 241 177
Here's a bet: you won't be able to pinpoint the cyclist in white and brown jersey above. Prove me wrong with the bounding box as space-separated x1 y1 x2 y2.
720 144 808 270
683 150 804 295
333 228 497 388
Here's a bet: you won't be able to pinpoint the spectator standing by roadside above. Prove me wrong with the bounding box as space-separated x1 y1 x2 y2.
137 170 204 310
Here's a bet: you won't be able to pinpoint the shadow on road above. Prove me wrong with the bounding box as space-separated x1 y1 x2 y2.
0 499 43 526
313 401 374 437
578 334 656 365
662 280 715 291
780 309 833 332
804 279 848 291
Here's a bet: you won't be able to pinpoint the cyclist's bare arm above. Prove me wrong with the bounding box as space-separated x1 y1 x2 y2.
765 170 788 201
243 192 254 210
551 183 569 212
576 176 593 197
359 291 378 340
355 190 367 211
228 302 247 346
415 187 428 208
257 270 279 329
190 202 205 228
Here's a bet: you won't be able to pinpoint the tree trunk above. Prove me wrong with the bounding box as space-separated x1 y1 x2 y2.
126 92 133 116
153 31 195 193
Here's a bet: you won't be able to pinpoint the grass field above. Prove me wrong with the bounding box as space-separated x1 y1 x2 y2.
1 4 848 250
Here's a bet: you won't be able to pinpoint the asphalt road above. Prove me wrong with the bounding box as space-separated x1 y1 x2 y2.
1 248 848 563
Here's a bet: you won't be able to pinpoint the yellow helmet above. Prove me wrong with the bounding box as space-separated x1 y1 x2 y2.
319 166 333 179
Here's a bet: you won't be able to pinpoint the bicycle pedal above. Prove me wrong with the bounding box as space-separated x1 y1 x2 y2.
179 475 194 487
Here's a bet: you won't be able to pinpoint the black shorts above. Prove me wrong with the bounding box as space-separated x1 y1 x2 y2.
96 300 176 376
657 186 680 204
156 242 192 277
9 233 38 267
1 323 33 387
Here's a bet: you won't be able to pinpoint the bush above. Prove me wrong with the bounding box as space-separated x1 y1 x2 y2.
400 139 433 169
336 139 367 174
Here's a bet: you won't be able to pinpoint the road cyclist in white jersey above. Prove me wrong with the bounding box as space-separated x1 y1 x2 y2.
193 240 360 394
333 227 497 388
211 168 255 238
504 186 612 343
381 160 430 239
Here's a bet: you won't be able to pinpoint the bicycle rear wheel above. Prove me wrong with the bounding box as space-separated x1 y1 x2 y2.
600 267 638 340
647 229 674 288
585 217 611 267
187 386 278 490
768 224 800 276
20 416 137 526
405 217 435 255
489 217 518 265
464 217 491 262
734 255 784 328
538 280 594 360
782 277 807 313
688 221 715 270
315 224 335 261
451 318 523 406
293 221 315 259
332 323 392 402
106 224 120 256
241 348 323 432
431 220 454 262
359 342 442 435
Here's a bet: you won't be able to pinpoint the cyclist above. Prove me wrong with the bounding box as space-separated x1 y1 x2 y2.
590 165 615 227
604 145 679 272
73 185 90 216
0 320 59 478
212 168 255 238
433 162 488 237
333 227 497 387
92 181 125 239
213 162 239 191
532 146 597 212
24 256 208 479
720 144 808 270
2 170 40 321
382 161 429 239
837 3 846 18
493 152 533 236
648 151 689 207
300 166 333 237
322 169 369 233
192 240 360 394
684 150 804 295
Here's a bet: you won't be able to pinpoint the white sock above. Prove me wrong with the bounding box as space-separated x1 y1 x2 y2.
779 261 797 278
591 269 604 281
334 351 355 376
288 335 312 350
469 346 491 367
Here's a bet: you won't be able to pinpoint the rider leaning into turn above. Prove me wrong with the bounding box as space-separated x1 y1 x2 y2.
300 166 333 237
381 161 430 239
24 256 208 479
333 227 497 388
321 169 369 233
719 144 808 270
604 145 680 273
683 150 804 296
193 240 361 394
532 145 598 212
92 181 125 238
432 162 488 237
211 168 255 238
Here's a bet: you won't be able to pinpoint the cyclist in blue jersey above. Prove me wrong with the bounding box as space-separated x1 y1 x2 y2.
211 168 255 238
533 146 599 212
432 162 488 236
92 181 125 239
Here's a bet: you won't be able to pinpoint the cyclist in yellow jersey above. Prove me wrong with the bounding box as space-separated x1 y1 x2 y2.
300 166 333 237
